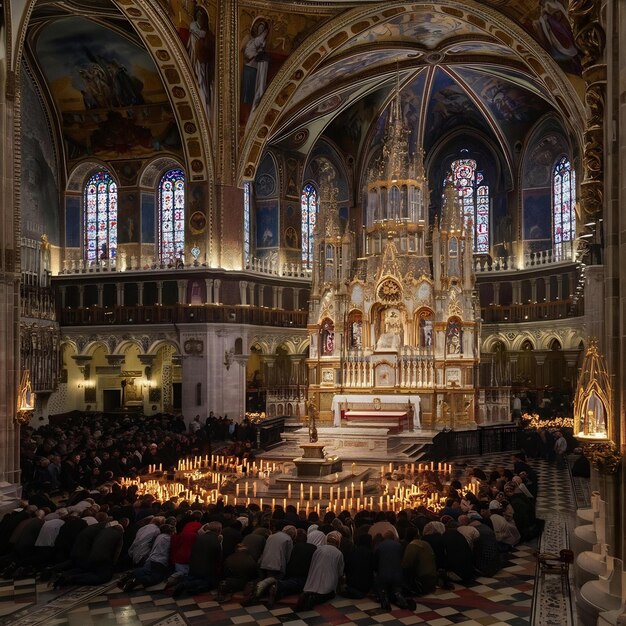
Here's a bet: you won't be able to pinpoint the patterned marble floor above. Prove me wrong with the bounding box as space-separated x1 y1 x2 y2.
0 453 584 626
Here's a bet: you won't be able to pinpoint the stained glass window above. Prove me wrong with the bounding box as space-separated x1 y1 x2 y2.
158 169 185 262
444 158 490 254
84 171 117 262
301 183 318 268
243 181 251 265
553 157 576 258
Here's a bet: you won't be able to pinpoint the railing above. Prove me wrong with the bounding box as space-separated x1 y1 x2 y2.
245 257 312 279
475 248 575 274
429 425 521 460
60 304 309 327
481 299 579 323
59 254 312 281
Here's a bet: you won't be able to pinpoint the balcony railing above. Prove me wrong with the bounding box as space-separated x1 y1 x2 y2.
60 304 309 327
59 254 312 281
475 248 575 274
21 284 56 321
481 299 580 323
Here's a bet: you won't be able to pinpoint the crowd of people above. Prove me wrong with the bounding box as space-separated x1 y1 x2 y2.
3 419 545 613
19 412 255 495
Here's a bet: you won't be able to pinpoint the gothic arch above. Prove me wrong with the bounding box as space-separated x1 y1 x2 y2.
139 156 186 190
237 0 585 184
13 0 215 187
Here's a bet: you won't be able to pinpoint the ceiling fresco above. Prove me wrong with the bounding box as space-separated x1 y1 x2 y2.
348 9 485 49
290 48 422 108
33 16 181 163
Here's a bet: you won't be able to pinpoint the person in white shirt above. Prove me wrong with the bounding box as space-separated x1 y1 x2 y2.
129 516 165 565
297 531 344 611
553 431 568 468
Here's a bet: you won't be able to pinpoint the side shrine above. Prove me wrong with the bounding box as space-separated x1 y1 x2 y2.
305 91 500 434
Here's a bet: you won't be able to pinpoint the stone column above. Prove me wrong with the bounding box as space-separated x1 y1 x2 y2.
258 285 265 308
276 286 284 309
116 283 124 306
213 279 221 304
177 280 186 305
205 279 214 304
556 275 563 300
97 284 104 308
156 281 163 306
0 68 21 494
78 284 85 308
137 282 144 306
248 282 255 306
530 278 537 303
272 286 279 308
492 282 500 306
59 286 66 309
544 278 551 302
239 280 248 305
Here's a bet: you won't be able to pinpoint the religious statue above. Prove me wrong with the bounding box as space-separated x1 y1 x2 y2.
307 398 319 443
375 307 403 352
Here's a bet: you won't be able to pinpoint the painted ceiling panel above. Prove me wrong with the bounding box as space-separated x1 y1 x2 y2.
291 48 421 107
422 67 493 152
33 16 181 162
347 9 486 49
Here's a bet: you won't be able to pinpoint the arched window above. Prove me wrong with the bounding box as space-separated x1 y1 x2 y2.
158 169 185 262
445 157 489 254
553 156 576 258
84 171 117 261
301 183 318 268
243 181 252 265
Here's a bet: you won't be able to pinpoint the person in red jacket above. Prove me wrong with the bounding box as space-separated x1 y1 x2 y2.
170 513 202 576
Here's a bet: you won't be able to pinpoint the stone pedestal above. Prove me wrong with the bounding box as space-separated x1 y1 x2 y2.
293 443 343 477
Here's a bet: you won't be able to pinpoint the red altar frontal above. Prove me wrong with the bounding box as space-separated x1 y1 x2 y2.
343 410 408 432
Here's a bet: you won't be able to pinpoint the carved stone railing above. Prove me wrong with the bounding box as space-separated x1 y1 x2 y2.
342 352 435 389
60 304 308 327
475 247 575 274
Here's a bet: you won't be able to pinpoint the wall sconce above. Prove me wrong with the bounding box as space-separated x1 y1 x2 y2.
224 349 234 371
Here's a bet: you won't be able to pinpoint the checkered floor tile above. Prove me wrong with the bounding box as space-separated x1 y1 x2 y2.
0 453 583 626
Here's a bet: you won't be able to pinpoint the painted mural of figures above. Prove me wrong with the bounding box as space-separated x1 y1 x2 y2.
533 0 578 62
187 6 214 114
241 18 270 113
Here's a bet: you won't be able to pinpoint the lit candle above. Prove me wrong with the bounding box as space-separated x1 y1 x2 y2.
288 484 292 499
360 481 364 496
351 482 354 499
245 482 249 496
319 485 322 500
236 484 240 496
253 482 257 497
389 462 393 472
272 498 275 509
309 486 313 501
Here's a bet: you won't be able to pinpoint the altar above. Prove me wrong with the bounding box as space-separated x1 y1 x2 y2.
344 410 408 432
331 394 421 429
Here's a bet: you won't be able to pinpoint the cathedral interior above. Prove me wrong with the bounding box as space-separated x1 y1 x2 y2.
1 0 626 624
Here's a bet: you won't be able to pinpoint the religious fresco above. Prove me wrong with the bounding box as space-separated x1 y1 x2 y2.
256 202 278 249
238 7 329 126
423 68 492 152
522 188 552 251
445 42 517 57
291 49 420 108
324 85 393 160
348 9 484 49
161 0 217 120
452 66 550 149
117 192 139 243
483 0 581 75
20 65 60 245
34 17 182 162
